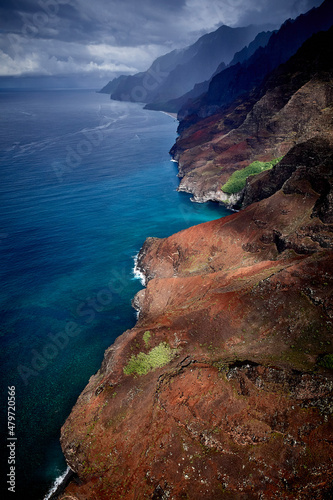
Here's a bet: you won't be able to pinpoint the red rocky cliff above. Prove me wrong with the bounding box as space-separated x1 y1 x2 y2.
59 137 333 499
170 28 333 206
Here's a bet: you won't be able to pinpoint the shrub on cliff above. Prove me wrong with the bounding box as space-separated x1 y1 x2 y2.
123 342 175 376
221 157 283 194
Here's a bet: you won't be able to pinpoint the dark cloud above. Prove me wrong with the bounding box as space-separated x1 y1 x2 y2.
0 0 325 88
234 0 323 26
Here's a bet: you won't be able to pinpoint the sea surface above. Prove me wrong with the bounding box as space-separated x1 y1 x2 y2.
0 89 231 499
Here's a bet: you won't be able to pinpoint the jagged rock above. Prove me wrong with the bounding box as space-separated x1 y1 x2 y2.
241 136 333 209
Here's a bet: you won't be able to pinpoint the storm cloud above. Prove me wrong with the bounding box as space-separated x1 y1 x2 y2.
0 0 323 88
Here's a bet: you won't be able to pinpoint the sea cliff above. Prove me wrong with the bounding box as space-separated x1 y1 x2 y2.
59 134 333 499
58 18 333 500
170 27 333 208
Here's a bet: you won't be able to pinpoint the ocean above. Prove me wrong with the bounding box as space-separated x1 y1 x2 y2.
0 89 231 499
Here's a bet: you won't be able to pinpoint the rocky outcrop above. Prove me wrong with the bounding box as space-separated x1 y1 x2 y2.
59 138 333 499
170 26 333 206
240 137 333 212
98 75 128 94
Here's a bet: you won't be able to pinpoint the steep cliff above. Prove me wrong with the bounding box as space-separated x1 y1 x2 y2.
148 30 273 114
178 0 333 124
59 136 333 499
98 75 128 94
170 26 333 205
104 25 269 107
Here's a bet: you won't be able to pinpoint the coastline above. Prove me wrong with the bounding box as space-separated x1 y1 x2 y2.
59 133 333 497
40 102 182 500
48 250 147 498
161 111 178 119
44 467 73 500
132 252 146 286
47 12 333 497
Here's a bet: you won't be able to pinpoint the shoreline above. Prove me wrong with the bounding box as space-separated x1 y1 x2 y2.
132 252 146 286
44 467 73 500
161 111 178 119
47 250 147 498
42 103 178 500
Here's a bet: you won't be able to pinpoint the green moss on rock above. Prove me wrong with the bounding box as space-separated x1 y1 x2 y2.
221 157 283 194
124 342 176 376
143 331 151 347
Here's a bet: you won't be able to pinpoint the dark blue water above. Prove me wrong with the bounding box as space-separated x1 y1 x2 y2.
0 89 231 499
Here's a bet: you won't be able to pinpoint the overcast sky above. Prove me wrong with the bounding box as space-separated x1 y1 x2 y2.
0 0 323 89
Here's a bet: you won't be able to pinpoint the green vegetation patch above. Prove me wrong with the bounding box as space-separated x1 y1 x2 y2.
221 157 283 194
318 354 333 370
124 342 175 376
143 330 151 347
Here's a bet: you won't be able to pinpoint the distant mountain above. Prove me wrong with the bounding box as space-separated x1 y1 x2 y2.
98 75 128 94
220 29 275 69
178 0 333 125
101 24 273 107
145 30 274 113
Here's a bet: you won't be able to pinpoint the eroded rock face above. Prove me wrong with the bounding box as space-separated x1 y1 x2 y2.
170 28 333 206
241 137 333 209
59 139 333 499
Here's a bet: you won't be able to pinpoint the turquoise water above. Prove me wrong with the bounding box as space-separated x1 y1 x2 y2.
0 90 231 498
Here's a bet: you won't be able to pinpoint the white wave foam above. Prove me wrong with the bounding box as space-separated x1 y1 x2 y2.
43 466 71 500
14 120 115 158
12 137 58 158
79 121 113 134
132 253 146 286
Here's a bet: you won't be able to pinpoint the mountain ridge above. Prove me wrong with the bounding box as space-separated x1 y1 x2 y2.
177 0 333 125
144 29 274 113
101 24 273 107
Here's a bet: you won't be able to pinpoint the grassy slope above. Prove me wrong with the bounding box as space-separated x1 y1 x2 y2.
221 157 283 194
